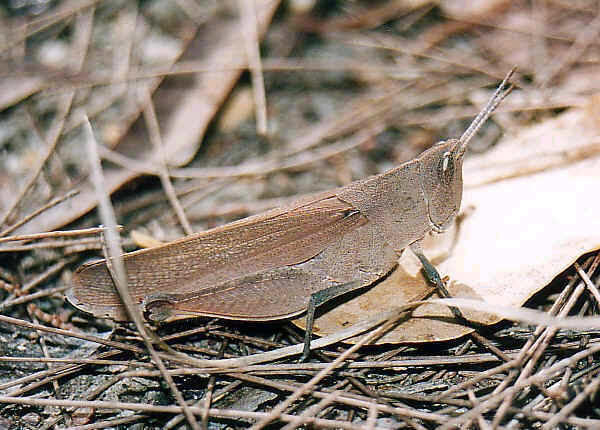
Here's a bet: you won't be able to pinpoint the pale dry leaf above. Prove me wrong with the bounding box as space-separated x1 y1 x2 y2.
130 230 164 249
296 102 600 343
162 0 280 166
217 86 255 133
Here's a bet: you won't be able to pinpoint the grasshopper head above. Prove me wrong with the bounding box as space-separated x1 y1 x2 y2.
417 68 516 232
418 139 464 232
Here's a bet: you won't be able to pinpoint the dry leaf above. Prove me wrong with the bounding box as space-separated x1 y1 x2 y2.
295 103 600 343
130 230 164 249
217 87 255 132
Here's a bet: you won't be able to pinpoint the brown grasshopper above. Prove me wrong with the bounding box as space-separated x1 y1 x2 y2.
68 69 515 360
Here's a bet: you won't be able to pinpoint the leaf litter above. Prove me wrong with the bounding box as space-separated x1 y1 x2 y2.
2 0 600 429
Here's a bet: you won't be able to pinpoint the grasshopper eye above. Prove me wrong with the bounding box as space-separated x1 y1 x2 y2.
438 151 454 185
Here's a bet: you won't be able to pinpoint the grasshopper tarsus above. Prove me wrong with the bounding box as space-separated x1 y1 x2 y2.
410 241 465 322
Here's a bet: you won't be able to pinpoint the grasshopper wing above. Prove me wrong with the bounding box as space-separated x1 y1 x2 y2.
69 193 367 320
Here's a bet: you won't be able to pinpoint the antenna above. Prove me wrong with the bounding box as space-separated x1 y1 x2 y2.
456 67 516 157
